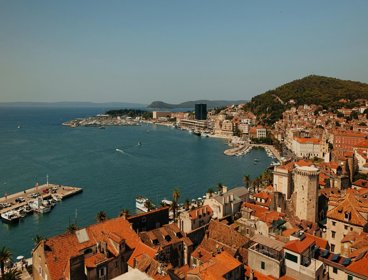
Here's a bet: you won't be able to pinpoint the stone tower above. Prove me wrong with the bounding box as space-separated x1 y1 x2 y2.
293 165 320 223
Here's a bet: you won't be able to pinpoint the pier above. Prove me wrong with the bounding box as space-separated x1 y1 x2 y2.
0 183 82 215
224 144 282 162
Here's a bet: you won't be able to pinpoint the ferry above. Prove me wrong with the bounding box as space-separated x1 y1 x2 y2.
1 210 21 224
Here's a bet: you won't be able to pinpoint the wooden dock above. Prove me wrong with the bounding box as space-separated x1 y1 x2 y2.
0 183 82 215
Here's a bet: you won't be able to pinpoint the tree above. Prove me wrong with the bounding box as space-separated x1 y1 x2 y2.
1 268 22 280
242 175 251 189
184 199 190 210
217 183 223 193
33 235 45 246
67 223 77 234
96 211 107 223
119 209 129 218
207 188 214 197
0 247 12 278
144 200 154 211
172 188 181 220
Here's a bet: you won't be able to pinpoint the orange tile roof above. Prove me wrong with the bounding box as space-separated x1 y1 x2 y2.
327 189 368 227
282 228 298 237
305 233 328 249
43 217 140 280
244 203 285 224
188 251 241 280
354 139 368 148
294 137 320 144
284 236 315 254
84 253 109 268
353 179 368 189
294 159 314 167
127 241 158 267
346 251 368 277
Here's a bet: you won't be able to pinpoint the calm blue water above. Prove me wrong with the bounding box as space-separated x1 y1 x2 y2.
0 107 271 257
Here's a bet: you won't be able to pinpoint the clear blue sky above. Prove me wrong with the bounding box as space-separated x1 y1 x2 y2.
1 1 367 104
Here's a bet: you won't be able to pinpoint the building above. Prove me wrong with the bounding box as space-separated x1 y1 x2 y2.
283 232 325 280
187 251 243 280
32 217 140 280
195 104 207 120
353 139 368 174
333 131 368 157
273 162 294 199
256 127 267 138
292 137 322 159
325 189 368 254
293 162 320 223
203 186 247 220
177 205 213 233
152 111 171 120
127 206 170 233
139 223 193 268
247 234 285 279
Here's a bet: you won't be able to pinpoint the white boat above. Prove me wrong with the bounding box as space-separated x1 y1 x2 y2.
136 196 154 212
29 198 51 214
1 210 21 223
116 148 124 153
161 199 173 206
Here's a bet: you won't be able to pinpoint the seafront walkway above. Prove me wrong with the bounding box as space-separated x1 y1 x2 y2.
0 183 82 215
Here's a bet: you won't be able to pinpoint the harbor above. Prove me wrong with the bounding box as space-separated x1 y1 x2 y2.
224 143 282 163
0 183 83 222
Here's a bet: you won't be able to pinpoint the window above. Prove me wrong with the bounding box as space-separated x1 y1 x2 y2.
347 275 353 280
332 221 336 226
98 267 107 279
332 231 336 238
261 261 265 270
285 252 298 263
333 267 338 274
344 225 348 230
331 244 335 252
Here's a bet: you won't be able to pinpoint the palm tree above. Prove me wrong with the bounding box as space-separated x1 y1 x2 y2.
144 200 154 211
33 235 45 246
0 247 12 278
243 175 251 189
119 209 129 218
2 268 22 280
217 183 223 193
172 188 181 220
66 223 77 234
96 211 107 223
207 188 214 198
184 198 190 210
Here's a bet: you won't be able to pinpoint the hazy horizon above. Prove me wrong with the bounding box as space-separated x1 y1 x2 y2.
1 1 367 104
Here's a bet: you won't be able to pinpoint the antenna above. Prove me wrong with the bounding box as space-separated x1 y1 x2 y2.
46 174 49 187
75 208 78 226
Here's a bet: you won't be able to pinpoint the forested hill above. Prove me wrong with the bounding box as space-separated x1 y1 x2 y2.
247 75 368 125
147 100 248 109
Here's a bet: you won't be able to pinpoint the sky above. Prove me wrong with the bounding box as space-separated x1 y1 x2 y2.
0 1 367 104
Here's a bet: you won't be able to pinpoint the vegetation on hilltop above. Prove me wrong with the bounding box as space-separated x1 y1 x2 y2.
246 75 368 125
148 100 248 109
106 109 152 119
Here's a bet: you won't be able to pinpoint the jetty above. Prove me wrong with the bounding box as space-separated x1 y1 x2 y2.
224 144 282 162
0 183 82 215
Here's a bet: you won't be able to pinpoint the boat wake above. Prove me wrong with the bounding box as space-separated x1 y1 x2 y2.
115 148 125 154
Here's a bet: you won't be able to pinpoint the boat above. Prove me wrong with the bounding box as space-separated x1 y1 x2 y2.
1 210 21 223
193 130 201 136
22 204 33 215
137 141 142 146
99 126 106 129
51 194 62 201
136 196 154 212
201 132 209 138
161 199 173 206
115 148 124 153
29 198 51 214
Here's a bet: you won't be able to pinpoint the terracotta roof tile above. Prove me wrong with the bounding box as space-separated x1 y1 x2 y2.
284 236 315 254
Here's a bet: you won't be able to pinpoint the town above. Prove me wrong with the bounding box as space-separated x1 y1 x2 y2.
2 94 366 280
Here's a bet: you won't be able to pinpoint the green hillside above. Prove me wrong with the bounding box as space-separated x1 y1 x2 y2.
247 75 368 125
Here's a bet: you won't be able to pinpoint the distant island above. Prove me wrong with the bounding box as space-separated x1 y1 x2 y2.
147 100 248 109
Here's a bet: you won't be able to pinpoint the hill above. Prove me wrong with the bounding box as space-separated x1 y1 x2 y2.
147 100 248 109
247 75 368 125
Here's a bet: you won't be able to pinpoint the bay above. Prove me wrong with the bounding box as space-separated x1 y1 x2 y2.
0 107 271 257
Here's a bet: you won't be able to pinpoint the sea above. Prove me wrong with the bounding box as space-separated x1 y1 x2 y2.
0 106 272 257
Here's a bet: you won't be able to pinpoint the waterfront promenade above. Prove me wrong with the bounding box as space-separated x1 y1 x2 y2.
0 183 82 215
